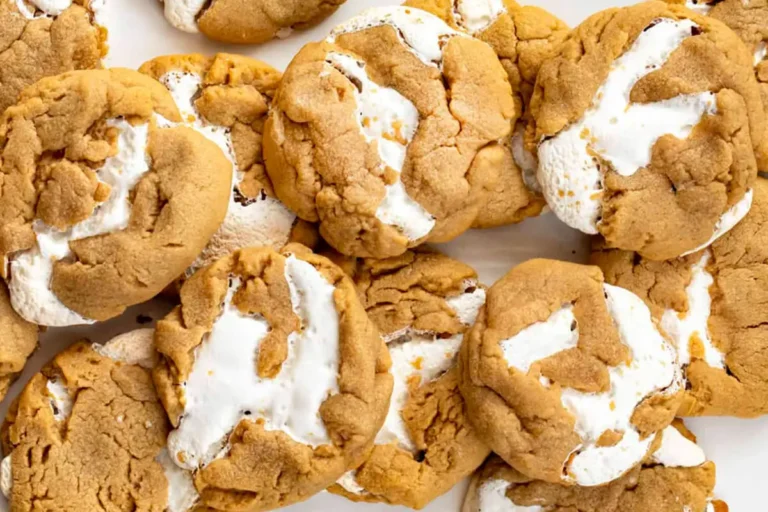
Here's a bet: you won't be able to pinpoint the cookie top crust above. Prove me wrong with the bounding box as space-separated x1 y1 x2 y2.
265 6 516 258
530 1 764 260
0 68 232 326
0 281 37 401
459 259 683 487
152 245 392 511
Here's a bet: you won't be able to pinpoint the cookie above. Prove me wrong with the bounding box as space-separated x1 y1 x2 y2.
593 177 768 418
459 259 683 487
0 329 201 511
668 0 768 171
529 1 765 260
0 0 104 114
152 245 392 511
462 422 726 512
328 250 489 509
0 68 232 327
140 53 317 276
265 6 516 258
160 0 346 44
0 282 37 401
403 0 569 226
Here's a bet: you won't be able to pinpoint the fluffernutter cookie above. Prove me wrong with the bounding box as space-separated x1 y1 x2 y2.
152 245 392 511
140 53 317 276
0 282 37 402
1 329 201 512
463 422 726 512
265 6 516 258
328 250 489 509
160 0 347 44
594 178 768 418
0 68 232 327
530 1 765 260
459 259 683 487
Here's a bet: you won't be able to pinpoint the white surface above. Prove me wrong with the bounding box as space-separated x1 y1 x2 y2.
537 18 717 235
0 1 762 511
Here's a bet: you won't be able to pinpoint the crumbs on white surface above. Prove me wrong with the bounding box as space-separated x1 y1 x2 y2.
157 449 200 512
328 6 463 67
537 18 717 235
168 257 340 470
681 189 754 257
661 252 725 369
161 0 206 33
8 118 152 327
325 51 435 241
652 426 707 468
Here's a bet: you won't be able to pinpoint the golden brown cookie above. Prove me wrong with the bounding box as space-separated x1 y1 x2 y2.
160 0 346 44
529 1 764 261
593 178 768 418
0 282 37 401
0 0 105 114
459 259 683 487
152 245 392 511
265 6 516 258
462 422 725 512
0 329 201 511
667 0 768 171
327 250 489 509
0 68 232 327
140 53 317 276
403 0 569 226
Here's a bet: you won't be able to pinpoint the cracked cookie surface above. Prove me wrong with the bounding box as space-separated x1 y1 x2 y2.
161 0 347 44
462 422 724 512
0 281 37 402
0 329 200 512
152 245 392 511
459 259 683 487
328 250 489 509
530 1 764 260
265 6 516 258
140 53 317 276
0 68 232 326
593 177 768 418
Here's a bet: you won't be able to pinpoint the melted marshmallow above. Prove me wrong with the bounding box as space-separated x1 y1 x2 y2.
92 329 158 369
755 42 768 66
452 0 506 34
162 0 205 33
0 456 10 500
325 52 435 241
500 305 578 374
682 189 753 257
475 478 542 512
652 426 707 468
500 284 680 486
511 124 541 193
685 0 713 15
14 0 71 18
537 18 717 234
167 258 340 470
158 71 296 272
328 6 463 67
8 119 152 327
157 449 200 512
661 252 725 368
46 377 72 422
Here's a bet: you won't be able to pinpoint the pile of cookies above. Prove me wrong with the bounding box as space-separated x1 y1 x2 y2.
0 0 766 510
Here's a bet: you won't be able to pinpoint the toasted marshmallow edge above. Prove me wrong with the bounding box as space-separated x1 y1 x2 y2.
158 71 296 273
14 0 72 18
337 282 486 495
162 0 205 33
168 256 340 471
500 284 680 486
681 189 754 257
661 252 725 369
328 6 462 67
325 52 435 241
537 18 717 235
8 118 152 327
452 0 506 34
685 1 712 15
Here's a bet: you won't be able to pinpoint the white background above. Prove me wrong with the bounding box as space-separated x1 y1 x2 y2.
1 1 763 510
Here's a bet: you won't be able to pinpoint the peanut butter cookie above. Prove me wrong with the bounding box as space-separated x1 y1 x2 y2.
0 68 232 327
0 282 37 402
152 245 392 511
459 259 683 487
594 178 768 418
328 250 489 509
265 6 516 258
160 0 347 44
463 422 726 512
140 53 317 276
1 329 201 511
530 1 764 260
